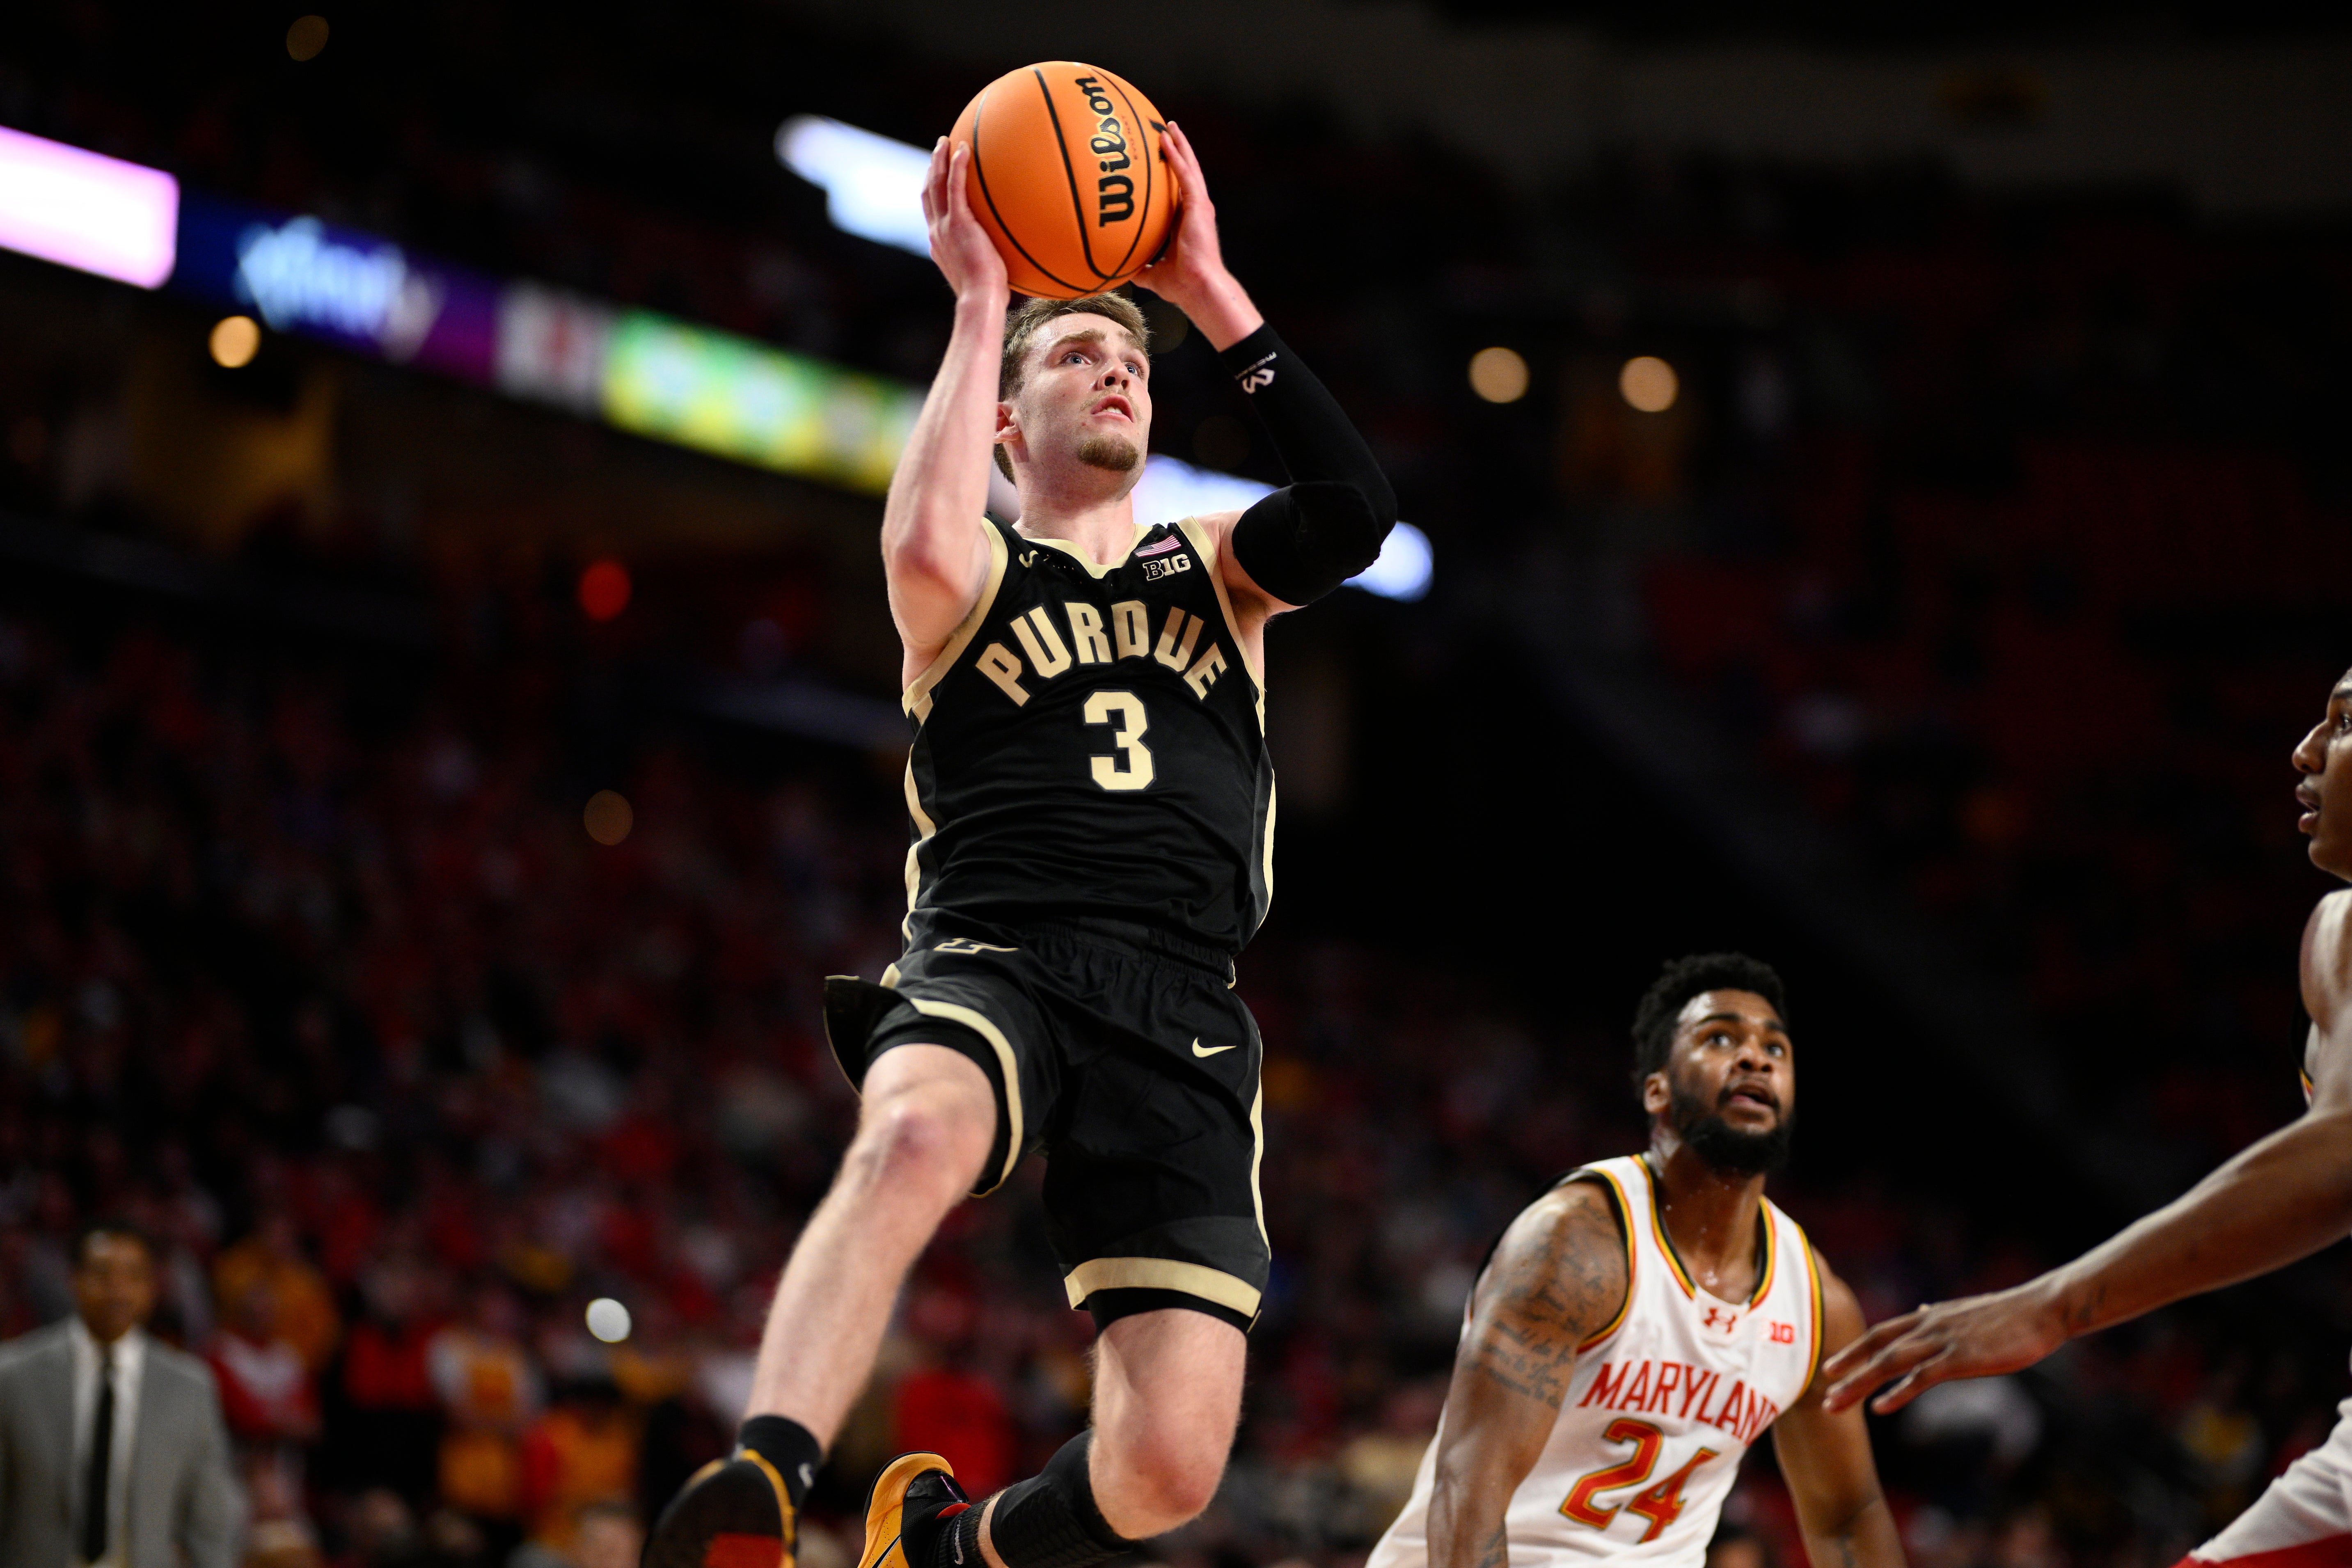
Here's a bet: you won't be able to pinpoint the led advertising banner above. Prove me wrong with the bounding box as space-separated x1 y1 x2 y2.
602 311 920 495
0 125 178 288
0 130 1426 588
172 194 501 385
169 193 917 496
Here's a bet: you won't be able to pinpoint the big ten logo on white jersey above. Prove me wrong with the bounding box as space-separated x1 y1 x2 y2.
1367 1154 1823 1568
975 598 1228 709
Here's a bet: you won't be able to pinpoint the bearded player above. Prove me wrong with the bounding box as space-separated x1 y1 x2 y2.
1824 669 2352 1568
1368 955 1904 1568
646 122 1396 1568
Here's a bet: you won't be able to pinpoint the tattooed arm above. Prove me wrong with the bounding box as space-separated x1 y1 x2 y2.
1426 1180 1629 1568
1772 1253 1906 1568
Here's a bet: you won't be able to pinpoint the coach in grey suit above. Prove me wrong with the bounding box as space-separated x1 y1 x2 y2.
0 1221 245 1568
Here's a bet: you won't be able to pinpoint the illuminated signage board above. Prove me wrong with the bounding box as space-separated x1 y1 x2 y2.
601 312 921 494
172 195 499 384
0 129 1429 592
0 124 178 288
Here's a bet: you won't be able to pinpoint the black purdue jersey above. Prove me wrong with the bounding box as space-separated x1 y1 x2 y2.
900 516 1274 955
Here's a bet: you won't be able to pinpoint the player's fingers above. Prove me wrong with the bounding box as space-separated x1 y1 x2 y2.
1869 1345 1956 1416
1822 1344 1916 1412
944 142 974 221
1161 121 1204 196
923 137 949 223
1820 1309 1920 1383
1821 1322 1933 1412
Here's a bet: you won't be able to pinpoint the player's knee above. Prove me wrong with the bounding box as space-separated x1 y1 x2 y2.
1096 1432 1225 1532
844 1090 985 1199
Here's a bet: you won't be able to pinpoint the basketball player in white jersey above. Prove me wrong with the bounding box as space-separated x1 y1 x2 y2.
1824 665 2352 1568
1370 954 1904 1568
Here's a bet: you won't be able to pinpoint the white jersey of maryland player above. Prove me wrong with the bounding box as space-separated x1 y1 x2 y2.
1370 1155 1826 1568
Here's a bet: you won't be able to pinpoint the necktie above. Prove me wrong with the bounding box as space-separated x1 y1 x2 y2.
82 1344 114 1565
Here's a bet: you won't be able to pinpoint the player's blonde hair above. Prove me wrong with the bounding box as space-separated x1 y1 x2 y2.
996 293 1152 481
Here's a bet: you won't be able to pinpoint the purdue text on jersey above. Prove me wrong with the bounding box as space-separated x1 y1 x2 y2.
900 517 1275 956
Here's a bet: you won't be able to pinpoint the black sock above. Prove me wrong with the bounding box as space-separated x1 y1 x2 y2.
737 1415 824 1509
980 1433 1138 1568
936 1504 985 1568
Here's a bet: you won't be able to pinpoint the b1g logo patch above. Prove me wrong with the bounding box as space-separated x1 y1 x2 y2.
1141 554 1193 581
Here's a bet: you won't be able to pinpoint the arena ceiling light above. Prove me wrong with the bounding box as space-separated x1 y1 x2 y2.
775 115 932 257
1351 522 1433 602
0 125 178 288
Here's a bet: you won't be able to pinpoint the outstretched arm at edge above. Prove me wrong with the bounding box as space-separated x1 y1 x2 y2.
884 138 1008 668
1825 890 2352 1415
1135 122 1394 620
1773 1255 1905 1568
1425 1181 1629 1568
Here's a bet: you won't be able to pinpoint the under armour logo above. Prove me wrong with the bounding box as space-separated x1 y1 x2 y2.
1701 1305 1737 1332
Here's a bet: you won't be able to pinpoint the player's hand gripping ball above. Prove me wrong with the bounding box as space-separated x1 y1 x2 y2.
950 62 1175 299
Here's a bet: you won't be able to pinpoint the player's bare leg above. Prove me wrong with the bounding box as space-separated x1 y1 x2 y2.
646 1044 994 1568
748 1044 995 1434
1085 1309 1248 1536
886 1307 1248 1568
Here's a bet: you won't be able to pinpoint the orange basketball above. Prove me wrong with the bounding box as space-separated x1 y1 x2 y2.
951 62 1176 300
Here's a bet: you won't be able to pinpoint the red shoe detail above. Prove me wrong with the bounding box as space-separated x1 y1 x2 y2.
707 1534 787 1568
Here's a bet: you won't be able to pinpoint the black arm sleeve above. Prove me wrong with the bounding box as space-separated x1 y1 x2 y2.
1218 323 1397 605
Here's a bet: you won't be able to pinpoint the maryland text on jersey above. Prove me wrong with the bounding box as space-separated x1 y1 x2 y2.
1370 1155 1824 1568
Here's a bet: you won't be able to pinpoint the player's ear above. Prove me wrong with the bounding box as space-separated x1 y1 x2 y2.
1640 1070 1670 1119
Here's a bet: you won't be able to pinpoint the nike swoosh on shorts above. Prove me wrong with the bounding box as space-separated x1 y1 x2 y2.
1192 1038 1237 1057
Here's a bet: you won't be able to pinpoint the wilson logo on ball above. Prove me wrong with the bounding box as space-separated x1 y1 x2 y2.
1072 76 1134 226
953 62 1175 299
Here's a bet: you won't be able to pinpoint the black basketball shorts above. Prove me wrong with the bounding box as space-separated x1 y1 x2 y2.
823 918 1269 1333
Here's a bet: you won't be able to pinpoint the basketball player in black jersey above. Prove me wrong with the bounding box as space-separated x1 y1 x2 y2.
646 123 1395 1568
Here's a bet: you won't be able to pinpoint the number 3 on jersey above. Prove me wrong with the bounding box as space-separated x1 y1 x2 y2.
1560 1418 1719 1544
1084 691 1154 791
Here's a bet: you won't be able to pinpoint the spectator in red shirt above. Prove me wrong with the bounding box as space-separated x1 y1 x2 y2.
334 1257 447 1504
209 1272 321 1522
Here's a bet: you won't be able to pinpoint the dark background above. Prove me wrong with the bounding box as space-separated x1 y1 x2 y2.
5 5 2352 1568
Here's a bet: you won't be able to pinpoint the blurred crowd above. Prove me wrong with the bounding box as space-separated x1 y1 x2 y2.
3 589 2349 1568
6 7 2352 1568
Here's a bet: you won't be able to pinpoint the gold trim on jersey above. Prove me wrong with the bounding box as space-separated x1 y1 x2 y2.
1260 777 1278 928
903 522 1011 724
1249 1083 1269 1250
1636 1156 1775 1307
1797 1228 1827 1394
1062 1257 1261 1318
1637 1157 1698 1300
1179 515 1275 924
1178 517 1269 702
1018 521 1154 579
898 995 1026 1195
1569 1165 1638 1351
1748 1203 1780 1307
899 760 938 943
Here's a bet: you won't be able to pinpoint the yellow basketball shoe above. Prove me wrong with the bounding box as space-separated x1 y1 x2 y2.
860 1453 971 1568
